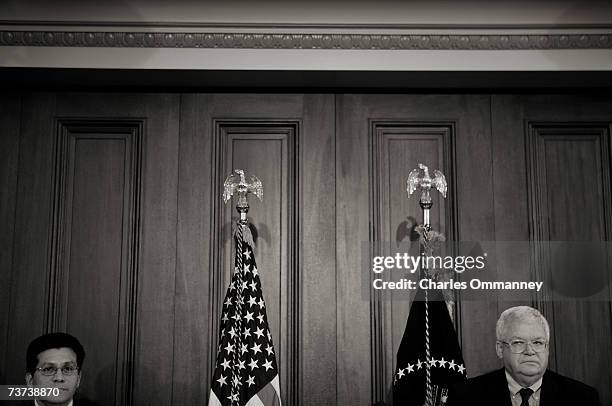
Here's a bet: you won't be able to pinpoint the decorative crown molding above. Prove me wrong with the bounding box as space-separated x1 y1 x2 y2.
1 30 612 50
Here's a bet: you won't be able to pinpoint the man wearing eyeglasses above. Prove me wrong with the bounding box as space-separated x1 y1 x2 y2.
25 332 84 406
449 306 600 406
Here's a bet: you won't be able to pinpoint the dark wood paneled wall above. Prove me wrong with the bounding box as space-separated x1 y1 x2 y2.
50 119 145 405
493 95 612 406
0 93 21 387
337 95 489 404
1 93 611 406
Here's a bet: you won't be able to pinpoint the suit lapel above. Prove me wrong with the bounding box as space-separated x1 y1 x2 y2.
540 370 558 406
487 368 513 406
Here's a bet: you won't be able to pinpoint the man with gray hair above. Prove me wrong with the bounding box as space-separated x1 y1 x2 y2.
449 306 600 406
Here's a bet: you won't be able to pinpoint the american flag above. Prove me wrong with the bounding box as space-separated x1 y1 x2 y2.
209 225 282 406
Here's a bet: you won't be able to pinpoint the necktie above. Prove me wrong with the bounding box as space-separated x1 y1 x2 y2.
519 388 534 406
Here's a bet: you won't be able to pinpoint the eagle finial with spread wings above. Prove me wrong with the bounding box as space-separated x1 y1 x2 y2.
407 163 447 199
223 169 263 206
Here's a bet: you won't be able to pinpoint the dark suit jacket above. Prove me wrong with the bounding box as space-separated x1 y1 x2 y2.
447 368 601 406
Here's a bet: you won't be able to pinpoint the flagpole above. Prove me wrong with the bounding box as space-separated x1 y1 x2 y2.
407 163 448 406
222 169 263 405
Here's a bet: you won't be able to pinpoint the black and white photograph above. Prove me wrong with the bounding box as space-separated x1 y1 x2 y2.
1 1 612 405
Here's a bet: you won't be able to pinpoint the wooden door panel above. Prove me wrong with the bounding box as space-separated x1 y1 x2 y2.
493 95 612 406
2 93 180 406
337 95 493 405
527 123 612 405
374 122 456 401
3 92 611 406
52 94 181 405
219 121 297 403
48 119 145 405
190 94 335 406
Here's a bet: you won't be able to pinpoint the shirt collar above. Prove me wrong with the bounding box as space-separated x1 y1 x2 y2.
505 369 543 398
35 400 73 406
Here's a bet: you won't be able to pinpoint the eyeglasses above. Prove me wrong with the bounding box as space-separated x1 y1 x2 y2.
500 339 548 354
36 365 79 376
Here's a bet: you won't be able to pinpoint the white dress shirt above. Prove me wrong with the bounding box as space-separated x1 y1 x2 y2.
35 400 73 406
505 370 543 406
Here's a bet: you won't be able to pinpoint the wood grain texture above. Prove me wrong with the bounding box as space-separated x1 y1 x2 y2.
337 95 493 403
373 122 455 403
496 95 612 406
199 94 334 406
46 119 144 405
300 94 336 406
0 93 21 385
5 93 56 386
335 94 373 406
490 95 533 323
54 93 181 405
218 120 297 403
451 95 499 378
134 94 181 405
173 94 213 405
2 92 611 406
527 121 612 406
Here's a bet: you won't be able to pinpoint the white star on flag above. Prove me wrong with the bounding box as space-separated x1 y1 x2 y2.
228 327 237 339
248 359 258 370
254 327 265 339
208 222 282 406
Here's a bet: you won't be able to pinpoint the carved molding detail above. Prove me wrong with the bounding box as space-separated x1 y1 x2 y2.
2 30 612 50
526 121 612 302
210 120 300 406
49 118 145 406
525 121 612 375
369 121 458 404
